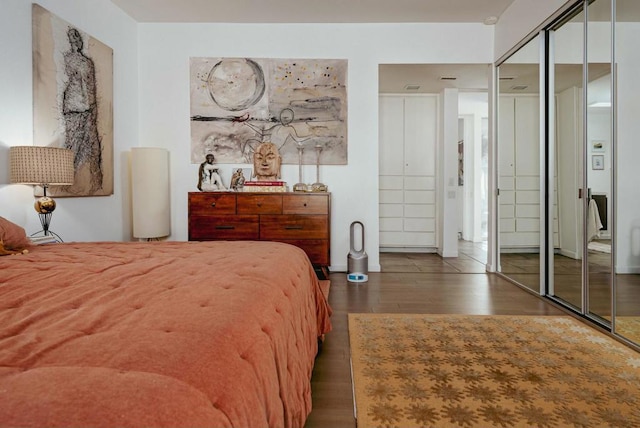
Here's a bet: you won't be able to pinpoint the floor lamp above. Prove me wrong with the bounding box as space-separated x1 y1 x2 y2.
131 147 171 241
9 146 75 242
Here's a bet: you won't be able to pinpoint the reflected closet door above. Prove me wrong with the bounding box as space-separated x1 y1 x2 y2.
586 0 613 323
614 0 640 344
549 6 585 311
496 35 542 293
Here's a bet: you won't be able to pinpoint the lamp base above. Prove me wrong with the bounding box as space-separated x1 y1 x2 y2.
310 182 328 192
30 229 63 243
34 196 56 214
293 182 307 192
32 212 63 243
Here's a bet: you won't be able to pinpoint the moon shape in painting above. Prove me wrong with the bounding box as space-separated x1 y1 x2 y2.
207 58 266 111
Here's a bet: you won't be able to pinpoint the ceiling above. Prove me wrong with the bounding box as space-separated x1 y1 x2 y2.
109 0 516 24
110 0 518 94
108 1 620 97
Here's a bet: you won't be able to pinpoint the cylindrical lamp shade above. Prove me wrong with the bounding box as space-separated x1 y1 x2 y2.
131 148 171 239
9 146 75 185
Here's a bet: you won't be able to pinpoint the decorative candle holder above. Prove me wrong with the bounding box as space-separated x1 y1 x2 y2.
293 145 306 192
311 143 328 192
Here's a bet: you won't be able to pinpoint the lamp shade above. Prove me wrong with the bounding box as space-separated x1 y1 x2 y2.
9 146 75 185
131 147 171 239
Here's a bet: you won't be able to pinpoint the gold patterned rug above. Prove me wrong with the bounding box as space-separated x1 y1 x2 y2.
349 314 640 427
616 317 640 345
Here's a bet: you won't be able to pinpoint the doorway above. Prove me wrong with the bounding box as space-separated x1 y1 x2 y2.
378 64 489 266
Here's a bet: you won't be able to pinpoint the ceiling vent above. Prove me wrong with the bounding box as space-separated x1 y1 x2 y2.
510 84 529 91
404 84 421 91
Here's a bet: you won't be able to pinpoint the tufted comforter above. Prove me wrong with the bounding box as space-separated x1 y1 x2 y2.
0 240 332 427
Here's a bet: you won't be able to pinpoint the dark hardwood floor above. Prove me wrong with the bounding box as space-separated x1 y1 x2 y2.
305 242 566 428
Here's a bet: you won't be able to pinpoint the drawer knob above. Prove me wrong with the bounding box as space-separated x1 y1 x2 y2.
303 203 307 207
257 203 262 207
210 202 216 207
216 225 235 230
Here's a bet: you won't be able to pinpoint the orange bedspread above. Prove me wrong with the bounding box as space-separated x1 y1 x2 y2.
0 241 332 427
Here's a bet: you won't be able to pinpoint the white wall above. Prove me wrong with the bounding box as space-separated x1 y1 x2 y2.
0 0 138 241
0 2 494 271
5 0 621 275
137 22 494 271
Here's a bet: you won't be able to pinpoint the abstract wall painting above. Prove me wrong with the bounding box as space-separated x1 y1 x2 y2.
190 57 348 165
32 4 114 197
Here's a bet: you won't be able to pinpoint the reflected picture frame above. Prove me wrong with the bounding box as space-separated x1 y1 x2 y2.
592 154 604 170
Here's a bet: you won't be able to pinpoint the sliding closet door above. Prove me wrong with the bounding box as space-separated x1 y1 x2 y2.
614 0 640 344
548 0 613 325
549 6 585 311
586 0 613 322
496 36 542 292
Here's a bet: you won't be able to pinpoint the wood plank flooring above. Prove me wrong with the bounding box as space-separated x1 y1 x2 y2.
305 242 566 428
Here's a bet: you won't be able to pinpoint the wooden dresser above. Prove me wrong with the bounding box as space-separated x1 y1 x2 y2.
188 192 330 272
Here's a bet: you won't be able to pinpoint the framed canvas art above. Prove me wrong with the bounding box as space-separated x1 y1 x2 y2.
32 4 114 197
592 154 605 170
190 57 348 166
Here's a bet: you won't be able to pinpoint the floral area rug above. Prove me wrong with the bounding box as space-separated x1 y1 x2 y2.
348 314 640 427
616 317 640 345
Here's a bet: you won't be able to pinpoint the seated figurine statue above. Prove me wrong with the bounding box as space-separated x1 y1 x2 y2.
230 168 246 191
197 153 226 191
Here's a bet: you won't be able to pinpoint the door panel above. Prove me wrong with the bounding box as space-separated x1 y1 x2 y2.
586 0 612 322
497 35 541 292
614 0 640 345
548 0 613 325
550 6 585 310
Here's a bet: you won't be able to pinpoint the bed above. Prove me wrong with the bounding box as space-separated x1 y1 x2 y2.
0 224 332 428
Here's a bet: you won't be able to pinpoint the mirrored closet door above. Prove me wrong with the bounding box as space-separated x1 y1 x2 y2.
548 4 587 313
496 0 640 348
496 36 542 293
547 0 613 326
614 0 640 344
586 0 613 323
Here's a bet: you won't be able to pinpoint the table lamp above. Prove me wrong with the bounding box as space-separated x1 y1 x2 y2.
9 146 75 241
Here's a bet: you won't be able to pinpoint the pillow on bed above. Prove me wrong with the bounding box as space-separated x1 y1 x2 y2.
0 217 32 252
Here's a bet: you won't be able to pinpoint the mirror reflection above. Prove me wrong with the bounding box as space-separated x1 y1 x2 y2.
497 35 541 292
547 0 613 325
549 7 586 311
496 0 640 348
586 0 612 323
614 0 640 344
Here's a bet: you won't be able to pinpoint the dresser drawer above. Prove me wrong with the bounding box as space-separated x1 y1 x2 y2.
283 194 329 214
188 192 331 270
189 215 259 240
237 194 283 214
189 193 236 215
274 240 329 265
260 215 328 240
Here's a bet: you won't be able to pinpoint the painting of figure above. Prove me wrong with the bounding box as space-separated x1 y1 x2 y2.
32 4 113 197
190 57 348 165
